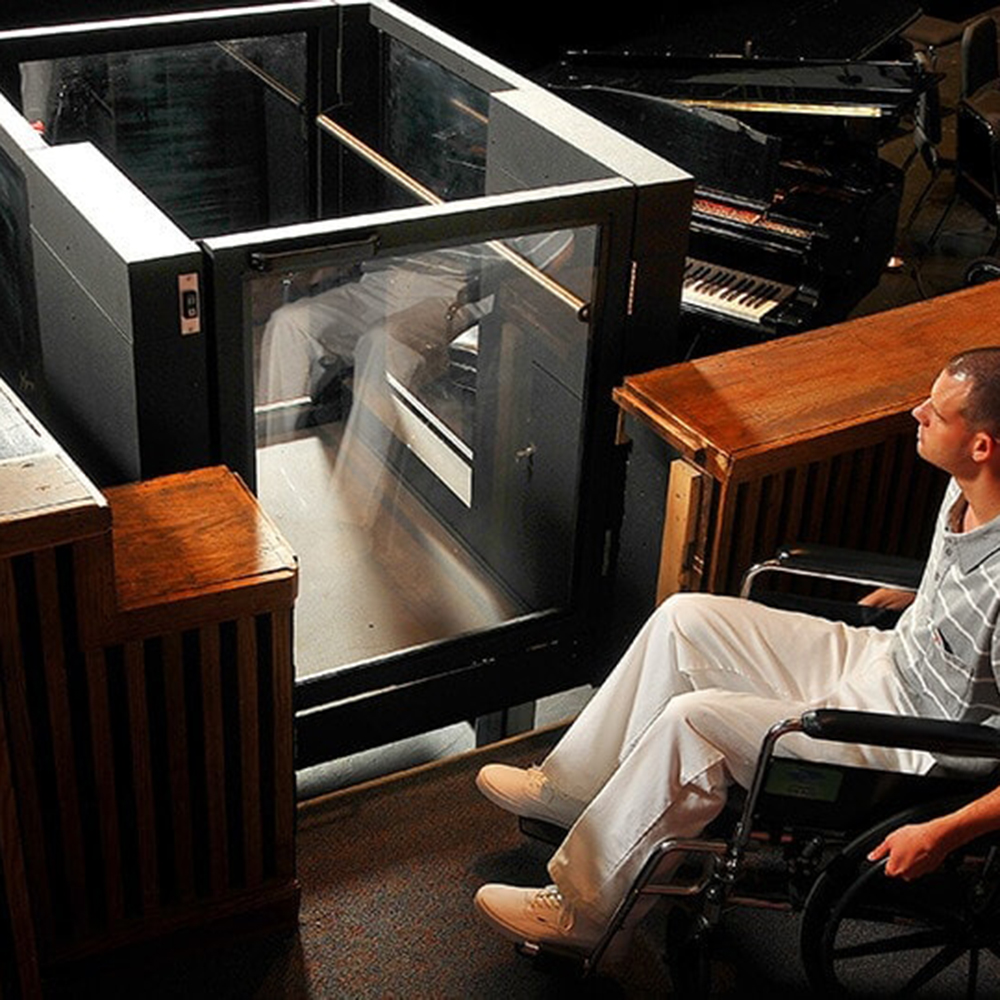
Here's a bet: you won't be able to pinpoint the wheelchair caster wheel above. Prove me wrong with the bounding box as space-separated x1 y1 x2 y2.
664 905 712 997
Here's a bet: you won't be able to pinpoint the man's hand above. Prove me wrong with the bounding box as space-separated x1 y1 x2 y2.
870 786 1000 881
858 587 916 611
868 818 955 880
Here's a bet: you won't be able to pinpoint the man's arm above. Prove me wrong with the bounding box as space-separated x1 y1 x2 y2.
858 588 916 611
868 784 1000 879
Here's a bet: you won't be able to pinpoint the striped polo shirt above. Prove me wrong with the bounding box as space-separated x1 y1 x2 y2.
891 479 1000 768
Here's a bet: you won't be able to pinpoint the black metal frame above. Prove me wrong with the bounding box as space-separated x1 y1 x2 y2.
0 1 693 767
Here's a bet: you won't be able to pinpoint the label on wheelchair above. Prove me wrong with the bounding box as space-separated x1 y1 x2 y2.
764 760 844 802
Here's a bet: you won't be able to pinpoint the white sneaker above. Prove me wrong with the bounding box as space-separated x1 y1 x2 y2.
474 883 604 953
475 764 580 828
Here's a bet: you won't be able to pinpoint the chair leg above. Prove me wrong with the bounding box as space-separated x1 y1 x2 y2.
928 188 958 247
902 164 942 233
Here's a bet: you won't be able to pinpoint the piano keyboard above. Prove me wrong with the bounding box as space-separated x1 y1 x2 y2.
682 258 796 324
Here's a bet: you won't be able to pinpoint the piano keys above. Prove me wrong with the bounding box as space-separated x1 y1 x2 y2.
527 0 927 358
682 257 796 325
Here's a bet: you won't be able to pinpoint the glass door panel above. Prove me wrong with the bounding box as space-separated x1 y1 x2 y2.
250 224 597 678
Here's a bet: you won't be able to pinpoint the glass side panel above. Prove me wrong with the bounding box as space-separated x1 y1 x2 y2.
384 38 488 202
251 223 597 678
315 36 491 216
0 145 42 406
20 33 310 237
18 31 494 235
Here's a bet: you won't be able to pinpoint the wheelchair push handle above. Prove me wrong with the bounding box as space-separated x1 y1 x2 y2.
801 708 1000 760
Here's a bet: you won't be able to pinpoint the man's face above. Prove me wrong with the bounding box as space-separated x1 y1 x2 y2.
911 370 975 474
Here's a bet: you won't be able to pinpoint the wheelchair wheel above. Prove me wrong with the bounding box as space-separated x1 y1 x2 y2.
800 802 1000 997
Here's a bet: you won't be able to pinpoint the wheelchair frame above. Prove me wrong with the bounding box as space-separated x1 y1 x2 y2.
518 545 1000 996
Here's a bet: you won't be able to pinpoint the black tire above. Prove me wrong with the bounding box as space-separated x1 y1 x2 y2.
800 800 1000 997
665 904 712 997
964 256 1000 287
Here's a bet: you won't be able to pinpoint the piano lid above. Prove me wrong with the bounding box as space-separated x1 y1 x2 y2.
581 0 921 61
544 58 924 121
549 85 781 206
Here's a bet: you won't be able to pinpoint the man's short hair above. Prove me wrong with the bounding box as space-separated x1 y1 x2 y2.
946 347 1000 437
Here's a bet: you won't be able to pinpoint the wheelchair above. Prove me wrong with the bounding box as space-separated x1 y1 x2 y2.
516 545 1000 996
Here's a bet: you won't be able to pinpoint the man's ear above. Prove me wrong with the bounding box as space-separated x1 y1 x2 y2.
972 430 997 464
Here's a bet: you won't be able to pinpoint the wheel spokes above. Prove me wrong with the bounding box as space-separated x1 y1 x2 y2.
897 941 966 996
833 926 953 962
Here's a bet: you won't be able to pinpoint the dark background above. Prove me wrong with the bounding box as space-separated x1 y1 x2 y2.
1 2 996 72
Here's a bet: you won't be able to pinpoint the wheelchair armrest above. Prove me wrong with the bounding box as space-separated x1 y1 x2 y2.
801 709 1000 760
741 543 924 598
775 545 924 590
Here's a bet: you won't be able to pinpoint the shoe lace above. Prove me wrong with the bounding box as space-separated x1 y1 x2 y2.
531 886 574 930
526 766 548 795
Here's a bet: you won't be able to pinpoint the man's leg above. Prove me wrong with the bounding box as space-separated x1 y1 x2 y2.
548 659 931 928
540 593 896 807
476 594 925 947
256 267 466 406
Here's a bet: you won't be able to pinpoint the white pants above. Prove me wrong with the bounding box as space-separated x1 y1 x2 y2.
256 267 467 405
542 593 931 923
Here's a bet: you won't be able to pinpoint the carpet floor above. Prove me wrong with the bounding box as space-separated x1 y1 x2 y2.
45 724 1000 997
44 726 844 999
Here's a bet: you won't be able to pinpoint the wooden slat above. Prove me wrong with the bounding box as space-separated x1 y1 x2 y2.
200 625 229 895
271 610 295 879
802 458 833 543
730 478 762 594
0 557 52 947
33 548 89 935
657 460 703 601
780 464 808 548
161 633 194 904
756 472 785 565
706 478 737 594
237 617 262 887
125 641 159 916
0 653 42 999
84 649 124 925
849 447 875 552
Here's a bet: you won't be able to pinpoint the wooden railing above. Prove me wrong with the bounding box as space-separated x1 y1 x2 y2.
0 381 298 995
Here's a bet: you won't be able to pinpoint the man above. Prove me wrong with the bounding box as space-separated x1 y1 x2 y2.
473 347 1000 953
255 230 576 409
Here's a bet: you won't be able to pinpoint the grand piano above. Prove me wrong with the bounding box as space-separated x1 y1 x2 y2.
534 0 929 358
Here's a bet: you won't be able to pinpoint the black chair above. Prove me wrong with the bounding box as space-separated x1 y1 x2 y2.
965 254 1000 285
962 16 999 101
902 14 964 73
932 17 1000 252
901 51 950 237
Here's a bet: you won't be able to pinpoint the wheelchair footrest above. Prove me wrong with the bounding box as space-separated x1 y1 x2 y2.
518 815 569 845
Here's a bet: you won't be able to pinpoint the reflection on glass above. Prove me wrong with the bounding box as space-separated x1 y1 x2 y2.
21 34 309 236
0 145 41 403
384 39 488 202
315 38 491 216
252 226 597 677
